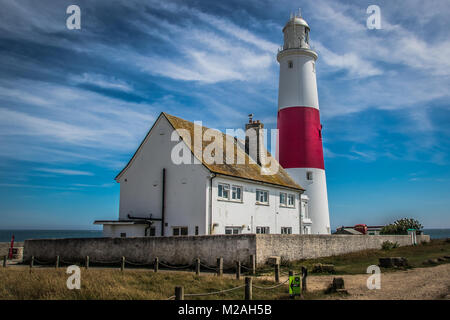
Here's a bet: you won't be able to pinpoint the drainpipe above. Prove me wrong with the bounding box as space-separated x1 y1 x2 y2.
161 168 166 236
209 173 216 235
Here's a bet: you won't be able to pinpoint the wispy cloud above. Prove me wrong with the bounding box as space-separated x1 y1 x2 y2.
36 168 94 176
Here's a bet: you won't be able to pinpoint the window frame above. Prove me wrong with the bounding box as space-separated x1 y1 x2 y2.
256 226 270 234
256 189 269 205
218 183 230 200
306 171 313 181
279 192 287 207
225 226 241 235
231 185 243 202
287 194 295 208
281 227 292 234
172 226 188 236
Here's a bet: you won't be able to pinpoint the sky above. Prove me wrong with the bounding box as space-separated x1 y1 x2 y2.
0 0 449 230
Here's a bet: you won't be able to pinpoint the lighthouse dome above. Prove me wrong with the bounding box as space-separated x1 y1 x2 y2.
283 16 310 31
281 13 311 50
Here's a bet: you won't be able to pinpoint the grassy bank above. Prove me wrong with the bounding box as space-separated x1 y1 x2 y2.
0 267 296 300
274 239 450 275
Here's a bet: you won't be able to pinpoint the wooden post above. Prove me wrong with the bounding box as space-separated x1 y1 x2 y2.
30 256 34 273
236 261 241 280
195 258 200 276
250 254 256 275
274 263 280 283
217 257 223 277
175 286 184 300
245 277 252 300
55 256 60 269
154 257 159 273
121 256 125 272
301 266 308 292
3 255 7 268
289 270 294 299
86 256 90 269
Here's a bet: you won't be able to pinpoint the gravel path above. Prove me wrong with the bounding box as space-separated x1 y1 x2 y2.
305 264 450 299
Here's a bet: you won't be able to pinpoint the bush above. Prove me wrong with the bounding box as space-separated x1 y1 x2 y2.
380 218 423 235
381 240 399 250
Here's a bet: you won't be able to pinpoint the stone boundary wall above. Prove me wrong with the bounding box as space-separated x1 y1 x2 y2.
255 234 430 265
23 235 256 268
23 234 430 268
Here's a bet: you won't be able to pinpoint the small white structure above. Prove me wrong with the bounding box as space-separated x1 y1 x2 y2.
95 113 310 237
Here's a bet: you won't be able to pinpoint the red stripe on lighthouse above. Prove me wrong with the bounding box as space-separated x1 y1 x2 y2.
277 106 325 170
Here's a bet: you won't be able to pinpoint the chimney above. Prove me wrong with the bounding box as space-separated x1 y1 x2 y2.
245 114 265 166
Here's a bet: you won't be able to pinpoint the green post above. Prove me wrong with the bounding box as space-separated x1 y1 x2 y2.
55 256 60 269
121 256 125 272
245 277 252 300
86 256 90 269
154 257 159 273
175 286 184 300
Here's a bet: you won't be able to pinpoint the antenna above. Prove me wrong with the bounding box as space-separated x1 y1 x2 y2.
298 8 302 18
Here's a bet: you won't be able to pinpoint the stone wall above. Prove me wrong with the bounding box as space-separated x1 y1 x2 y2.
23 235 256 268
255 234 431 265
23 234 430 268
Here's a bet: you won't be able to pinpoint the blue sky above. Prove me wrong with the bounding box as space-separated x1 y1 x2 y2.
0 0 449 229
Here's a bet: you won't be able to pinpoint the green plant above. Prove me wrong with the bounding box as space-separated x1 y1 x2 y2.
382 240 399 250
380 218 423 235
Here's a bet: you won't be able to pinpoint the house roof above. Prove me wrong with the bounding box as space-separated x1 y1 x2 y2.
116 112 304 191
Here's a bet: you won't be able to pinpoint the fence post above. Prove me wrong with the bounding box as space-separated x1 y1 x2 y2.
121 256 125 272
301 266 308 292
217 257 223 277
236 261 241 280
86 256 90 269
55 256 60 269
30 256 34 273
175 286 184 300
250 254 256 275
245 277 252 300
195 258 200 276
274 263 280 283
3 255 7 268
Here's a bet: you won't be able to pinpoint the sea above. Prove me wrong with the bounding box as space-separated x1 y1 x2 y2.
0 228 449 242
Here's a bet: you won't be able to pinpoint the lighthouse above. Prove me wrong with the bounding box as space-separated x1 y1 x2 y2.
276 12 331 234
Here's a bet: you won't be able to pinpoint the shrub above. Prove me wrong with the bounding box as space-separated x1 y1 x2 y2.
380 218 423 235
382 240 399 250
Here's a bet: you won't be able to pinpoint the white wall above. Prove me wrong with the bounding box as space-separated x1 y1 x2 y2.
116 116 210 236
211 176 302 235
103 224 146 237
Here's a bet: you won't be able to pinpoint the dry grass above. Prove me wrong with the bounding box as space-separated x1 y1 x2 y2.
0 267 292 300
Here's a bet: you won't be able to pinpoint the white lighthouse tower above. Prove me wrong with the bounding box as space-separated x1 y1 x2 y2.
276 12 331 234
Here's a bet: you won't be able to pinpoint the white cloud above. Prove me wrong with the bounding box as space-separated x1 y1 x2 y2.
36 168 94 176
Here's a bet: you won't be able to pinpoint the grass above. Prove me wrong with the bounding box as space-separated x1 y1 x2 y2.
0 267 297 300
275 239 450 275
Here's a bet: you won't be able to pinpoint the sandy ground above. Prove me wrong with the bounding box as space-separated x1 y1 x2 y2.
297 264 450 300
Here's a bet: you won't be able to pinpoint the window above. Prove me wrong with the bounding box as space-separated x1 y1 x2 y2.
173 227 188 236
195 226 199 235
256 226 270 234
281 227 292 234
280 192 287 206
288 60 293 69
302 201 309 219
287 194 295 207
147 227 156 237
225 227 241 235
256 189 269 204
306 171 313 181
120 233 126 238
231 185 243 201
218 183 230 200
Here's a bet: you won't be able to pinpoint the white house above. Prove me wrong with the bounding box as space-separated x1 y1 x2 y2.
94 112 312 237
